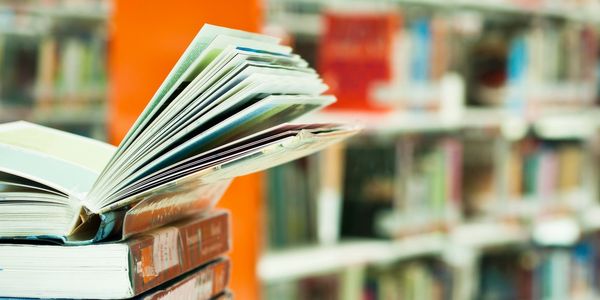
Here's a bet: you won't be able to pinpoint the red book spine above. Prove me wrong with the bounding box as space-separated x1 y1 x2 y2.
319 11 400 111
128 211 230 295
121 180 231 239
138 259 230 300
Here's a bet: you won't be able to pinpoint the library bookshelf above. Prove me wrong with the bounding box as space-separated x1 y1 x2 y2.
260 110 600 299
0 1 109 140
261 0 600 298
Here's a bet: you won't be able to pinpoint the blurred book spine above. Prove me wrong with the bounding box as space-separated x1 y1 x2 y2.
462 131 588 220
318 10 398 111
478 238 599 299
266 157 320 250
341 135 462 238
264 272 341 300
0 0 108 139
262 258 453 300
472 22 598 111
365 258 453 300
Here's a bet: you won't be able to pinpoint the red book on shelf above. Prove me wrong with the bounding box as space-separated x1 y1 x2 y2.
319 10 399 111
511 0 543 9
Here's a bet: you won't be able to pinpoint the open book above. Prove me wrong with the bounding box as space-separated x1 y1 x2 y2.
0 24 358 244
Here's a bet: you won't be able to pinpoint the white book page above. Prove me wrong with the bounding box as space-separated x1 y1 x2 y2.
113 125 337 201
177 34 291 84
92 72 326 203
0 182 54 194
108 77 326 188
100 126 358 211
96 96 334 206
0 172 68 197
133 46 305 150
198 127 359 182
93 28 283 198
95 46 303 198
103 25 280 175
106 46 250 174
0 143 98 199
118 62 318 176
0 121 115 173
121 35 289 153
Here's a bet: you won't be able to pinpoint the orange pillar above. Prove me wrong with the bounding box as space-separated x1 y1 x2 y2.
108 1 264 299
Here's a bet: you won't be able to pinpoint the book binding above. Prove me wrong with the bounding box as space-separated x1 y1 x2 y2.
128 210 230 295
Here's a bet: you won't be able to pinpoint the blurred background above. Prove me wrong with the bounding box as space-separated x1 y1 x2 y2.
2 0 600 299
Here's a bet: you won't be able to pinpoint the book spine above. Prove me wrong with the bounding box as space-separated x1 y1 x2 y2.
121 180 231 239
138 259 230 300
128 211 230 295
319 12 398 111
430 16 449 81
410 19 431 84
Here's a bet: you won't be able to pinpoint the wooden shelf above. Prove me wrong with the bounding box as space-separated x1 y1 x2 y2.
259 233 445 283
258 223 527 283
395 0 600 23
298 110 461 135
259 201 600 282
299 107 600 139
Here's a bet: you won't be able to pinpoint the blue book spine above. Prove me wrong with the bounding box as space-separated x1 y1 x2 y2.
410 19 431 84
506 35 528 113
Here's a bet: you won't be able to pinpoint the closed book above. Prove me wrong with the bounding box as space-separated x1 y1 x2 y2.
341 141 396 238
138 258 230 300
0 210 229 299
557 144 582 192
319 11 398 111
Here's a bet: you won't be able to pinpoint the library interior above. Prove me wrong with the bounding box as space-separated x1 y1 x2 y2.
1 0 600 299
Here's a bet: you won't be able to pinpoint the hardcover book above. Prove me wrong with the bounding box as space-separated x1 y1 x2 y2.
138 259 230 300
319 10 398 111
0 210 230 299
0 24 358 244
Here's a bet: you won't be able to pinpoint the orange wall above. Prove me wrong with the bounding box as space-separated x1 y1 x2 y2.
108 1 264 299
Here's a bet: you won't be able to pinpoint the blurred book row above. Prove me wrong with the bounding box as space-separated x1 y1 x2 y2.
264 234 600 299
261 123 600 299
265 257 453 300
320 11 598 112
260 0 600 299
268 0 600 36
264 129 596 246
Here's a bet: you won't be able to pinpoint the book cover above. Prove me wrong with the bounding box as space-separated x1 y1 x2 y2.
137 259 230 300
341 140 396 237
462 133 499 218
319 11 399 111
129 211 230 295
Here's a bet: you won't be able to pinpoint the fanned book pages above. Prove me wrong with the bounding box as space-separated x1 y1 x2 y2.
0 24 359 244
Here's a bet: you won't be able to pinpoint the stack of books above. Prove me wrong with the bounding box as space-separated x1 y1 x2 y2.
0 24 356 299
